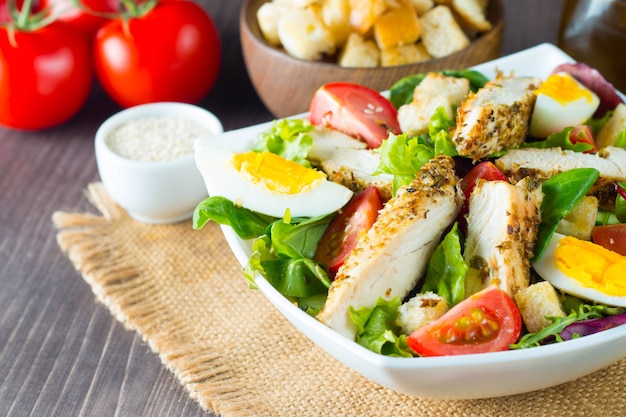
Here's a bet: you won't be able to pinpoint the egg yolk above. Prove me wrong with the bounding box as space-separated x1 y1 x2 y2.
554 236 626 296
233 151 325 194
536 73 595 105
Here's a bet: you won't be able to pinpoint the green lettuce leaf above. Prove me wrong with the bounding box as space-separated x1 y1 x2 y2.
254 118 314 167
616 129 626 148
421 222 468 306
349 297 414 357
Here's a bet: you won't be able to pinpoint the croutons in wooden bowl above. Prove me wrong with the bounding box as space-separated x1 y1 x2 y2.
240 0 504 118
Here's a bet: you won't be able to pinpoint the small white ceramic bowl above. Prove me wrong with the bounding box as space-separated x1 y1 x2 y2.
95 102 223 224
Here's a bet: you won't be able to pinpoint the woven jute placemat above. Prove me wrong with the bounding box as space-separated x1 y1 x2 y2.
53 182 626 417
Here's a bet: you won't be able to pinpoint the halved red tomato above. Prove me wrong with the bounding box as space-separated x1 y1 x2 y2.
407 286 522 356
592 224 626 256
309 82 401 149
314 186 383 276
569 125 597 153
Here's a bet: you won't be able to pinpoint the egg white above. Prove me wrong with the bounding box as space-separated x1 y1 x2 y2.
195 141 354 218
532 233 626 307
529 75 600 138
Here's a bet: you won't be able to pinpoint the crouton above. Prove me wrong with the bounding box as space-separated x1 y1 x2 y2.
556 196 599 241
451 0 491 32
349 0 388 35
395 292 449 335
397 72 470 135
373 0 422 50
380 42 431 66
514 281 566 333
409 0 434 15
257 2 286 46
420 5 470 58
597 103 626 149
277 6 337 61
321 0 352 46
338 32 380 67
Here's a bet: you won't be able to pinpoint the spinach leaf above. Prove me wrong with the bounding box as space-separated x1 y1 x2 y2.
193 196 276 239
244 215 333 315
533 168 600 260
349 297 414 357
389 69 488 108
421 222 468 307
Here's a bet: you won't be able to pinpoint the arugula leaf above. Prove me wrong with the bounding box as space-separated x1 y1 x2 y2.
521 127 594 153
389 69 488 108
533 168 600 260
193 196 276 239
421 222 468 306
349 297 414 357
510 303 625 349
254 118 314 167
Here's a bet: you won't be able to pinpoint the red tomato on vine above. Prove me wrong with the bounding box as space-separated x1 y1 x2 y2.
93 0 221 108
39 0 120 38
0 0 93 130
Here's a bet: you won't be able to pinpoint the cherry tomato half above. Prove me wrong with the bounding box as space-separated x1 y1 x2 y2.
407 286 522 356
309 82 401 149
569 125 597 153
315 186 383 276
0 22 93 130
93 0 221 108
592 224 626 256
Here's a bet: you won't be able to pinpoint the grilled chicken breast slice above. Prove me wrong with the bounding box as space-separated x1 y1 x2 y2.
452 76 541 161
317 155 463 339
495 146 626 204
463 177 543 298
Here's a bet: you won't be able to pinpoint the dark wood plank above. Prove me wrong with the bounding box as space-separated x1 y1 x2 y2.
0 1 566 416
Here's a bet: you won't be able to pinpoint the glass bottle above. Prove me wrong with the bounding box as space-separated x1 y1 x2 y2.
558 0 626 92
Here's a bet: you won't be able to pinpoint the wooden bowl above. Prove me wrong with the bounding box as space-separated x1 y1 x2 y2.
240 0 504 118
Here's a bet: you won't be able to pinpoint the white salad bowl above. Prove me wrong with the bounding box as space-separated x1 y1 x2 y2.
196 44 626 399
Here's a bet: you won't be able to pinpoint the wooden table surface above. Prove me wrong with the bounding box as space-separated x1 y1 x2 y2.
0 1 565 416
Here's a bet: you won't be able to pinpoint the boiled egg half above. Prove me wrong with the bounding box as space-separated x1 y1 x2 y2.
529 72 600 138
532 233 626 307
195 139 353 218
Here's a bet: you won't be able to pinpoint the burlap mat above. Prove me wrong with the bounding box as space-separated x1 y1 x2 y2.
52 182 626 417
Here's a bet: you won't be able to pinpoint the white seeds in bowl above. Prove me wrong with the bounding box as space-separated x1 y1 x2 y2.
106 116 210 162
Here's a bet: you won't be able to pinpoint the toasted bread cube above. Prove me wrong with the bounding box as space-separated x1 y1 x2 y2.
556 196 599 241
452 0 492 32
349 0 388 35
275 0 321 7
398 72 470 135
514 281 566 333
277 6 337 61
597 103 626 149
396 292 449 335
338 32 380 67
420 5 470 58
373 1 422 49
410 0 434 15
321 0 352 45
380 42 431 66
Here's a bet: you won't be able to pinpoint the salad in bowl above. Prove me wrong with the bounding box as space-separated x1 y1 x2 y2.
192 44 626 399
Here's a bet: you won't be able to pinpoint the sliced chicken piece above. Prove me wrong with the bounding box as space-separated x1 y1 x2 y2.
495 146 626 204
307 126 367 160
315 148 393 201
463 177 543 298
397 72 470 136
317 155 463 339
452 76 541 160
